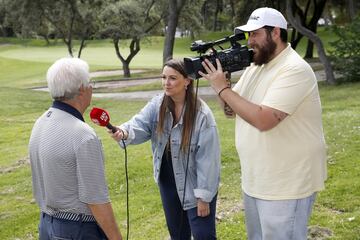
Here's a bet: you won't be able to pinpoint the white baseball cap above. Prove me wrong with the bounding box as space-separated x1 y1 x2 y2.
234 7 287 33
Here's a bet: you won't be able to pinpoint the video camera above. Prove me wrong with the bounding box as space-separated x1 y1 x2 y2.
184 32 253 79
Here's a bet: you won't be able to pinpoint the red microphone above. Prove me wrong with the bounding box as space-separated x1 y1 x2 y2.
90 107 118 133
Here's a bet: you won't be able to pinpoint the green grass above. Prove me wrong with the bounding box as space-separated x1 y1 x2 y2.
0 36 187 71
1 30 359 239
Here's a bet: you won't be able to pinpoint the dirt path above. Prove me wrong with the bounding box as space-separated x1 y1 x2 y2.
90 69 144 78
92 77 160 89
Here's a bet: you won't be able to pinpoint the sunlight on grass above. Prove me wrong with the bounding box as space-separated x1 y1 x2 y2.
0 39 189 69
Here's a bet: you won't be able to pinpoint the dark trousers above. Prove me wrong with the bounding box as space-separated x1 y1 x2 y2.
159 154 217 240
39 213 107 240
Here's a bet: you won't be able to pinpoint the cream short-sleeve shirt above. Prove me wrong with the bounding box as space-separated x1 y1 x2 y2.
233 44 327 200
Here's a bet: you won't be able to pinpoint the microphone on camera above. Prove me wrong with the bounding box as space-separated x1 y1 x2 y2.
90 107 118 133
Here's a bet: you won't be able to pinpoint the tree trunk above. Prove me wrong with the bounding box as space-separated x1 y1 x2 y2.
304 23 317 58
40 34 50 45
201 1 207 26
213 0 222 31
286 1 336 85
304 0 327 58
290 0 326 57
126 37 141 65
347 0 356 20
289 0 307 49
114 38 141 78
114 39 129 77
64 39 73 57
290 28 297 43
162 0 186 64
291 32 303 49
305 39 314 58
77 38 86 58
66 9 76 57
122 62 130 78
190 30 195 41
229 0 235 29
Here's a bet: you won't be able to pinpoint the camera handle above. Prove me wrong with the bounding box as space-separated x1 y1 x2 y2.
222 72 235 117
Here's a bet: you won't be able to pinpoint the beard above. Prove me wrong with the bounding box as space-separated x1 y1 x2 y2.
251 34 277 66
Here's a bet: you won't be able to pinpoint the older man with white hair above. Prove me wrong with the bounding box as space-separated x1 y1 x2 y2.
29 57 122 240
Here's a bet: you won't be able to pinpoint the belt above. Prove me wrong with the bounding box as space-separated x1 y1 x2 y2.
43 212 96 222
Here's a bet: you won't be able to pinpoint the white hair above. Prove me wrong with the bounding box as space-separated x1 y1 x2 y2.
46 57 90 100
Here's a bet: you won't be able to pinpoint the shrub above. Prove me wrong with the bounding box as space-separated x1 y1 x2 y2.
329 15 360 83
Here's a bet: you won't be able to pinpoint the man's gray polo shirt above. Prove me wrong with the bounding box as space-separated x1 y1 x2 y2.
29 101 110 216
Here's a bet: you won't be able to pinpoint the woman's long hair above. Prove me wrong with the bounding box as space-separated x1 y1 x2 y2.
157 59 198 152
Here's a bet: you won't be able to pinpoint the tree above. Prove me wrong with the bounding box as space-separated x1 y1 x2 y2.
346 0 358 20
289 0 327 58
286 0 336 84
19 0 100 57
162 0 187 63
99 0 163 77
75 1 102 57
200 0 239 32
329 15 360 83
213 0 223 31
236 0 275 26
236 1 331 60
228 0 236 29
177 0 204 40
0 0 6 36
0 0 21 37
14 0 53 44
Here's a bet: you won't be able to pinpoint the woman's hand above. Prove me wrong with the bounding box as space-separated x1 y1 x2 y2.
197 199 210 217
108 127 128 142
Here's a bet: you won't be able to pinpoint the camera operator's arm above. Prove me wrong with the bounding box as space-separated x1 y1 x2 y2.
199 59 287 131
218 98 235 118
216 82 235 118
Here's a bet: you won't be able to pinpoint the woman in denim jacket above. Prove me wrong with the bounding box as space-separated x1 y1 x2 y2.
110 59 221 239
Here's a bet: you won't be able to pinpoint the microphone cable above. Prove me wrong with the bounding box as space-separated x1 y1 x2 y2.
89 108 130 239
179 78 200 239
119 129 130 240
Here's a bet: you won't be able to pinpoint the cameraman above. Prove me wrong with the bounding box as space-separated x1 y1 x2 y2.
199 7 327 240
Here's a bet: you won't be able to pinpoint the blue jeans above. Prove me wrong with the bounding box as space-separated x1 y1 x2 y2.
243 192 317 240
159 151 217 240
39 213 107 240
159 186 217 240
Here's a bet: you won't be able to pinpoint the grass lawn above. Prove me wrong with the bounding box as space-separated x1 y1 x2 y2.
0 30 359 239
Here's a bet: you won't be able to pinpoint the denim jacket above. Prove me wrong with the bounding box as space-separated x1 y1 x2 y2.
119 94 221 210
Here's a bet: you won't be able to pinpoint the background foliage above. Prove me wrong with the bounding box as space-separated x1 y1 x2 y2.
329 15 360 83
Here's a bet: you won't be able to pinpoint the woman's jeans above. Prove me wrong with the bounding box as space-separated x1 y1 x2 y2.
159 152 217 240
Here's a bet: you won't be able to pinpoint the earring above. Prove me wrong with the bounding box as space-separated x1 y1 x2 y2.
185 85 188 90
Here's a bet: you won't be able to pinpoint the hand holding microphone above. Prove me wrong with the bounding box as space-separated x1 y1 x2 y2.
90 107 128 141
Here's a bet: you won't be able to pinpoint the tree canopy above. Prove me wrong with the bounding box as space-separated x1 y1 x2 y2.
99 0 164 77
0 0 358 83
